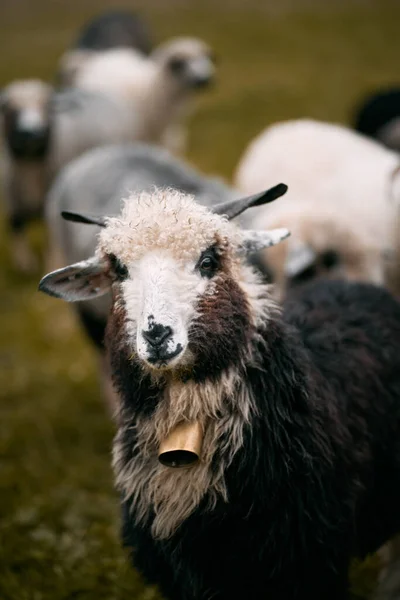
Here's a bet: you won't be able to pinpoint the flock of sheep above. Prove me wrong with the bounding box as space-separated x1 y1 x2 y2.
3 8 400 600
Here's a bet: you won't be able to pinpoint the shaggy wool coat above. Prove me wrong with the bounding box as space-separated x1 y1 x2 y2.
108 279 400 600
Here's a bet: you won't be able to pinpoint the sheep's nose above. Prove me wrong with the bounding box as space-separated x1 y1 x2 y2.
142 325 173 348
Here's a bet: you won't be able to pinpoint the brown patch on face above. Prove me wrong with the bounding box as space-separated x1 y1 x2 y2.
189 270 252 381
106 289 162 418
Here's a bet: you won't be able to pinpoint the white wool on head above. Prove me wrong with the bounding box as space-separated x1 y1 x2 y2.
3 79 52 112
151 36 212 63
98 188 239 264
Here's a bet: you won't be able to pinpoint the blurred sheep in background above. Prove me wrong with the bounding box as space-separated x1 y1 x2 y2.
0 79 53 272
57 9 154 87
0 12 217 275
353 88 400 153
234 118 400 300
0 80 139 273
69 37 216 154
45 142 237 409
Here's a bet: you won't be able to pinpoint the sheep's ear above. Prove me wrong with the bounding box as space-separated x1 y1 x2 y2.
38 257 110 302
284 241 317 277
239 228 290 254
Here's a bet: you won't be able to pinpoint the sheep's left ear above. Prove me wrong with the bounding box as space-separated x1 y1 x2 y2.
38 256 111 302
239 228 290 255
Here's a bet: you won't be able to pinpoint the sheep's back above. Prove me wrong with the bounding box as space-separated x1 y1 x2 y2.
235 118 399 242
283 278 400 448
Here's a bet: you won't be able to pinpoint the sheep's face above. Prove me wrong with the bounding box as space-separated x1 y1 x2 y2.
0 80 53 160
154 38 216 90
39 188 289 376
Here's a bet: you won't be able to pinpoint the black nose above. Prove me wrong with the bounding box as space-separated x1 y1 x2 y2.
8 128 50 159
142 324 172 348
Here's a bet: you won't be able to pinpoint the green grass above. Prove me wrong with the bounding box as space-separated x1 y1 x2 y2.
0 0 398 597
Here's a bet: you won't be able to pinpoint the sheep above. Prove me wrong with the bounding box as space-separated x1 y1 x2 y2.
45 142 237 408
234 118 400 300
353 88 400 152
39 184 400 600
0 79 142 273
0 79 53 272
50 37 215 172
71 37 216 154
57 9 153 87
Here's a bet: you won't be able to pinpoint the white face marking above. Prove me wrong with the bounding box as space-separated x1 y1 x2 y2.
17 108 46 132
123 250 209 369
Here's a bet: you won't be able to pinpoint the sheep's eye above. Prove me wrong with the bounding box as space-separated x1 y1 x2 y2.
321 249 340 270
200 257 214 270
109 254 128 281
197 247 219 278
169 57 186 74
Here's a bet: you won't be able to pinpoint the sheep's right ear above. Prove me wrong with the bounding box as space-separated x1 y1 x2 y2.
38 257 110 302
240 228 290 254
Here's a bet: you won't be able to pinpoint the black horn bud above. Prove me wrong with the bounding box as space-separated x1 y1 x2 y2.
213 183 288 220
61 210 107 227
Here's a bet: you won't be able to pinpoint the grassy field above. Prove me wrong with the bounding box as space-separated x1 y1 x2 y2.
0 0 399 597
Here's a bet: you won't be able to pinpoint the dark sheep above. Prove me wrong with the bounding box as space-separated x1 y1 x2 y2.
39 187 400 599
57 9 153 87
353 88 400 152
70 9 153 54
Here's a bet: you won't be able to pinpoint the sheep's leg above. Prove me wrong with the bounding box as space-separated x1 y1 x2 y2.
9 213 38 274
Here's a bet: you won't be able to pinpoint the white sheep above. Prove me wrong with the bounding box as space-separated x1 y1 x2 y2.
0 79 53 272
71 37 216 154
234 118 400 299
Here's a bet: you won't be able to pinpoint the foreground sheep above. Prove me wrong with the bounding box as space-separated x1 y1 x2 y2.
45 143 237 407
71 37 216 154
0 79 53 271
57 9 153 87
39 185 400 599
234 118 400 299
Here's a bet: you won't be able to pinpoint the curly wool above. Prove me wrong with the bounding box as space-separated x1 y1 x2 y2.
98 188 241 265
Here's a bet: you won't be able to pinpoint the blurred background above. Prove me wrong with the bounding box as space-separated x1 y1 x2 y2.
0 0 399 597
